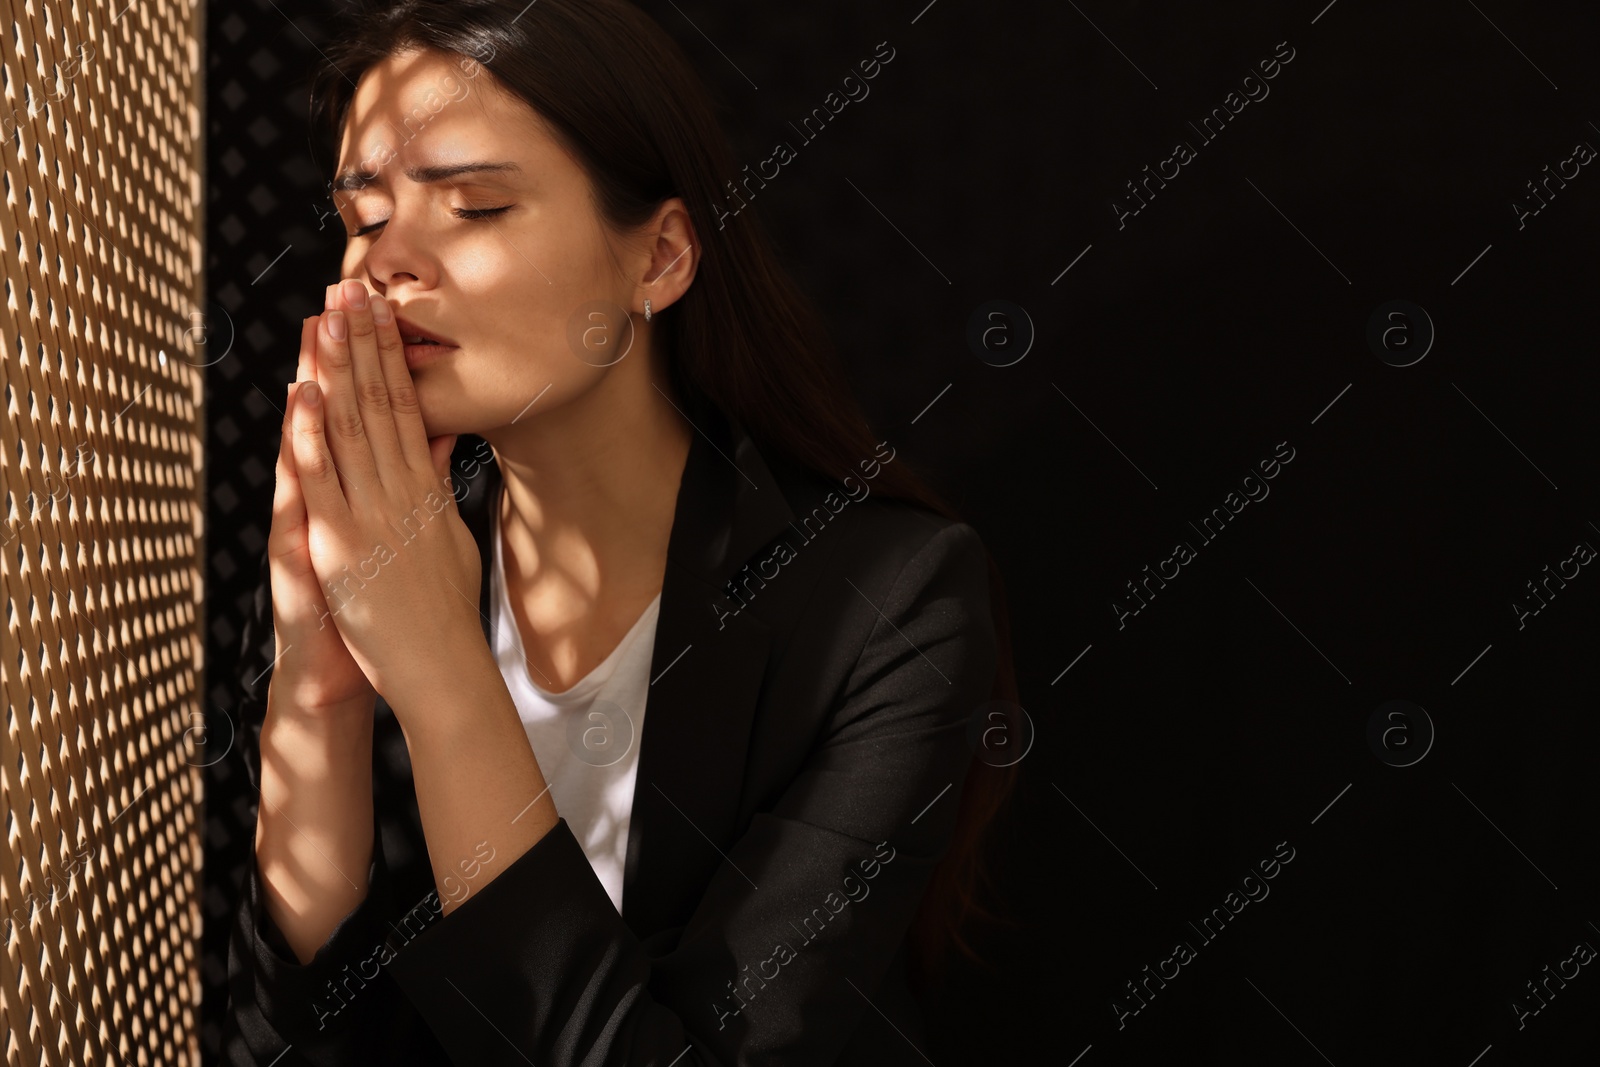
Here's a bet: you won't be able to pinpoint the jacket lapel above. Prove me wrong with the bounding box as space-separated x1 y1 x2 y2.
450 403 796 939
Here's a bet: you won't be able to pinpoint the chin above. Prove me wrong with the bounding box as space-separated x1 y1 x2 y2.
417 402 493 443
410 385 463 435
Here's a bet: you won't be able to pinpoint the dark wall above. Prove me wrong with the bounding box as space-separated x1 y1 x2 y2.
202 1 1600 1063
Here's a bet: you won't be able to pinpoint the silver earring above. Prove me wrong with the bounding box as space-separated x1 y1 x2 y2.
643 298 653 322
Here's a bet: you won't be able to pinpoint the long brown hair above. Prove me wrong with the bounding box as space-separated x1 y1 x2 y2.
308 0 1022 994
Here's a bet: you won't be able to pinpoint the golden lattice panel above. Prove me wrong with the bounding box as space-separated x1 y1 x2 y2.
1 0 205 1064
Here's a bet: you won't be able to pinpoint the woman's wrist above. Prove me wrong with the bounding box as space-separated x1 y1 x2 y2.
261 680 377 786
383 631 502 736
266 675 375 733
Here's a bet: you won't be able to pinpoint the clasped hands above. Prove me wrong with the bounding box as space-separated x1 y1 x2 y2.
272 279 485 710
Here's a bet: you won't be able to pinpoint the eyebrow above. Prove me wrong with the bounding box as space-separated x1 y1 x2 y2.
332 160 522 192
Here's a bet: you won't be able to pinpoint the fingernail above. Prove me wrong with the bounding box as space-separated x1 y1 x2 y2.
328 310 347 340
341 279 368 308
325 284 338 310
303 381 320 405
371 294 393 324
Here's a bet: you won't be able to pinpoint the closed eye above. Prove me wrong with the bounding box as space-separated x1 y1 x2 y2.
349 205 512 238
453 205 512 222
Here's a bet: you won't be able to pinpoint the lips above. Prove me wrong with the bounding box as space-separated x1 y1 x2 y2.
393 314 458 347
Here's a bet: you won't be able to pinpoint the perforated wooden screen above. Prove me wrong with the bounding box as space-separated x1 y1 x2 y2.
2 0 206 1064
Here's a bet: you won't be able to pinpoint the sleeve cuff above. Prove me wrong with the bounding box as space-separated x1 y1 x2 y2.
384 817 643 1062
244 806 406 1040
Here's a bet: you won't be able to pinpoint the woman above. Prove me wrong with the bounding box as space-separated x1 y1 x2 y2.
222 1 1020 1063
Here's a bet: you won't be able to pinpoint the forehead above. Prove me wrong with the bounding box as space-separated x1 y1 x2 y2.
336 46 533 168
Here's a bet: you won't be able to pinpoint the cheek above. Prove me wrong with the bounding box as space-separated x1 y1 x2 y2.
457 243 623 370
401 215 627 432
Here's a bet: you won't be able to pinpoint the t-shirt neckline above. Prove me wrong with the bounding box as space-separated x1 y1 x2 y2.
491 507 662 703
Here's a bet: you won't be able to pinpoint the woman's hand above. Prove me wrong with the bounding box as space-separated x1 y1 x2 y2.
265 312 376 712
286 278 485 703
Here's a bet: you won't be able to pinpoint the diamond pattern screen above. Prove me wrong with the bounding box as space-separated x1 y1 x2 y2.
1 0 205 1064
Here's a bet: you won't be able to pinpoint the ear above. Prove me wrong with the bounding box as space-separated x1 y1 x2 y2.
635 196 698 316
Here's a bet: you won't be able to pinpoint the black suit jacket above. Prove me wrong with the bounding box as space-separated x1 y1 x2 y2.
222 399 999 1066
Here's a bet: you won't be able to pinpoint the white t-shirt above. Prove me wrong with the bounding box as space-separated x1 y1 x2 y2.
490 508 661 915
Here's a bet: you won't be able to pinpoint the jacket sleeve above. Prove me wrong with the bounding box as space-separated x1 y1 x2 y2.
380 520 999 1065
219 547 443 1066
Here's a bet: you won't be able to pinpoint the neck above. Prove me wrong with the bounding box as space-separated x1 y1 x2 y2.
482 356 694 602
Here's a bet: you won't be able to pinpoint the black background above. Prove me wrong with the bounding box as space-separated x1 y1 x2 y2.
201 1 1600 1063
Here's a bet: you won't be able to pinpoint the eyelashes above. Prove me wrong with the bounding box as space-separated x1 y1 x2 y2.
349 205 512 238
